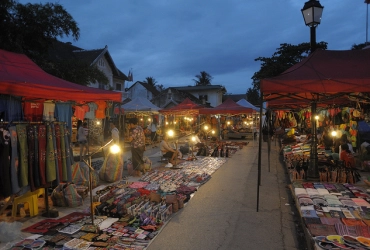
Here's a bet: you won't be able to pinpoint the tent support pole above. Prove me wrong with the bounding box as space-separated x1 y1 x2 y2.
257 93 263 212
308 101 319 179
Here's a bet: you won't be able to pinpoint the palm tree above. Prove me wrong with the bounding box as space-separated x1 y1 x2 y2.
193 71 212 86
143 77 157 86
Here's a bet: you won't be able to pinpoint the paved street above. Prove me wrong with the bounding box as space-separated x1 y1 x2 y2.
147 139 307 250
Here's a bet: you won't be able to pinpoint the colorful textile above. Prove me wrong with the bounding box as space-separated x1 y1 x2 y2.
59 125 67 181
27 125 36 190
8 126 20 194
43 101 55 121
74 105 89 120
95 101 107 119
38 125 47 185
16 124 29 187
0 127 12 197
55 124 63 182
84 102 97 119
99 153 123 183
51 123 60 185
64 125 72 182
55 103 73 134
46 123 56 182
23 102 44 121
33 125 40 188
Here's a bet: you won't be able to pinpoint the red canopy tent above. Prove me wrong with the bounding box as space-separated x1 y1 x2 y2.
260 49 370 105
159 98 204 116
0 49 122 102
200 98 253 115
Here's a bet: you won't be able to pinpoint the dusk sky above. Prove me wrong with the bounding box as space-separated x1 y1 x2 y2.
20 0 369 94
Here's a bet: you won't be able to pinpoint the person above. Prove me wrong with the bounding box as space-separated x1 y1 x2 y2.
193 130 205 148
149 118 158 143
128 117 146 176
78 122 89 161
320 128 333 150
340 143 355 168
110 122 119 143
160 133 178 165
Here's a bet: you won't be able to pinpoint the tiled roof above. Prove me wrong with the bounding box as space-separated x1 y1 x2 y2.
223 94 246 102
174 85 226 92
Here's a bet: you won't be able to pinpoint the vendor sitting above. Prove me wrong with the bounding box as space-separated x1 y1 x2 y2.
160 133 178 165
193 130 205 148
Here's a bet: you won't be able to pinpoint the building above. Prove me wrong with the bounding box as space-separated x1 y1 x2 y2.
125 81 160 101
151 87 205 109
49 41 129 100
173 85 226 107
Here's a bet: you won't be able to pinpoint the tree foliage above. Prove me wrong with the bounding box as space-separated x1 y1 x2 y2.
351 42 369 50
144 77 157 86
245 41 328 101
193 71 213 86
0 0 108 86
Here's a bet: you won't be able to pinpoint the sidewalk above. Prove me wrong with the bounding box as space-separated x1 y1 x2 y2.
147 139 306 250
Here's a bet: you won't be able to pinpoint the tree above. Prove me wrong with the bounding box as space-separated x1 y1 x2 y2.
156 84 165 92
246 85 260 106
351 42 369 50
0 1 108 86
193 71 213 86
247 42 327 98
143 77 157 86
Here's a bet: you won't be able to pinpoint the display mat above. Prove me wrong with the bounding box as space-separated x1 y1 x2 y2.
21 219 65 234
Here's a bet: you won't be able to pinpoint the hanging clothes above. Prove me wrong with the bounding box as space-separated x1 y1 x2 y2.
0 95 23 122
26 125 36 191
33 125 40 188
16 124 28 187
74 105 89 121
59 125 68 181
0 127 12 197
85 102 98 119
43 101 55 121
54 124 63 182
8 126 21 194
45 123 56 182
55 103 73 134
64 125 72 182
23 102 44 122
51 123 60 185
38 125 47 185
95 101 107 119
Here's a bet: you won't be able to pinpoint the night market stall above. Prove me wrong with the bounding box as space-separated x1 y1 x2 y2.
259 48 370 249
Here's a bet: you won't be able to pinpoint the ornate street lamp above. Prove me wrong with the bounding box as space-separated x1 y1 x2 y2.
301 0 323 179
301 0 324 52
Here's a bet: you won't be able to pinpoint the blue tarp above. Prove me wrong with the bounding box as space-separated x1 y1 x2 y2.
358 121 370 142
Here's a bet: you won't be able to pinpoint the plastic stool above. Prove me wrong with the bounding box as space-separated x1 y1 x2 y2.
31 188 45 198
12 191 38 217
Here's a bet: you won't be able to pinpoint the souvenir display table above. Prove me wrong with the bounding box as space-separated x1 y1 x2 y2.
292 181 370 249
14 157 227 249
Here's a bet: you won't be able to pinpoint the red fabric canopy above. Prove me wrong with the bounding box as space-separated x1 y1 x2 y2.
160 98 204 115
0 49 122 102
199 98 253 115
260 49 370 104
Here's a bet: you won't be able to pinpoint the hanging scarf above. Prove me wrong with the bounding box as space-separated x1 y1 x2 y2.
55 124 63 181
0 127 12 197
27 125 36 191
38 125 47 185
46 123 56 182
16 124 28 187
8 126 21 194
64 124 72 182
59 124 67 181
33 125 40 188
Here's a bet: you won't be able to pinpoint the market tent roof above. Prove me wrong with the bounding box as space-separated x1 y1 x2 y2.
159 98 204 116
121 97 161 114
236 99 259 111
260 49 370 105
0 49 122 102
199 98 253 115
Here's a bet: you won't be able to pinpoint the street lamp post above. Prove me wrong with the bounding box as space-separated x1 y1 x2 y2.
301 0 323 179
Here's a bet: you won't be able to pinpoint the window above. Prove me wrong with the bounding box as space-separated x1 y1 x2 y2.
99 59 105 67
116 83 122 91
199 95 208 101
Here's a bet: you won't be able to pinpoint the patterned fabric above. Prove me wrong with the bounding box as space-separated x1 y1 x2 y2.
130 126 145 148
38 125 47 185
8 126 20 194
55 124 63 182
33 125 40 187
27 125 36 190
51 123 60 185
64 125 72 182
0 127 12 197
46 123 56 182
59 125 67 181
16 124 28 187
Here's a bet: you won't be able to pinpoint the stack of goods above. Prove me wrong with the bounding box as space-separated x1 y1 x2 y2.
294 182 370 247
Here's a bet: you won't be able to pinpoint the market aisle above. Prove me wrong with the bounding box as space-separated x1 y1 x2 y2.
147 140 304 250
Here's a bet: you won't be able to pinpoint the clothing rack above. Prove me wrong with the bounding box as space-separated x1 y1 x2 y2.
0 121 67 217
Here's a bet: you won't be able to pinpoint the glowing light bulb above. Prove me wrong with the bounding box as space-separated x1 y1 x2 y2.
168 130 174 137
110 144 121 154
331 131 337 137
